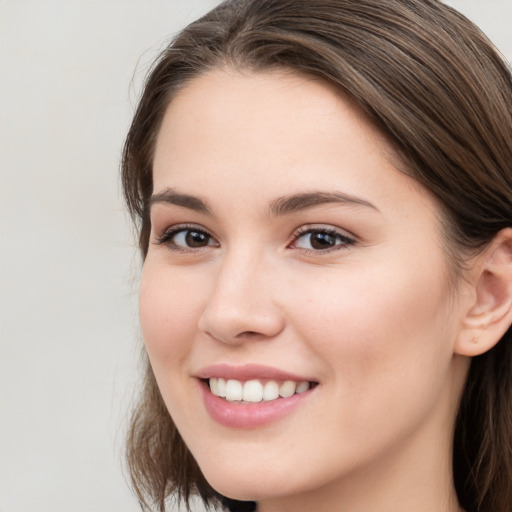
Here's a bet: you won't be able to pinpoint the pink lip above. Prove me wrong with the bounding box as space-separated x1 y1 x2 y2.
195 364 318 429
196 363 315 382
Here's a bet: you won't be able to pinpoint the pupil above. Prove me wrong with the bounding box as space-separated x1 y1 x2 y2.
311 232 335 249
186 230 208 247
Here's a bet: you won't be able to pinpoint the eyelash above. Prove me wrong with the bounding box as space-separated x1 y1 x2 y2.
288 225 356 254
155 224 218 252
154 224 356 254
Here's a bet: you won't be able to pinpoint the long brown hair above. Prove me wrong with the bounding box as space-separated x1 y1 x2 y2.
122 1 512 511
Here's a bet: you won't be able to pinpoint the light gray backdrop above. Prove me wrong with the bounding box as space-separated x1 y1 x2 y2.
1 1 511 511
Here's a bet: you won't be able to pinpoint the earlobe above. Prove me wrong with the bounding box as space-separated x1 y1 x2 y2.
455 228 512 357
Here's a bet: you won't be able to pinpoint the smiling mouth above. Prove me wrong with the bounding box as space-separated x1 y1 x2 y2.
207 378 318 403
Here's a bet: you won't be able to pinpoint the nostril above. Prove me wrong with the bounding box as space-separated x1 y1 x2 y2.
199 299 286 344
237 331 265 339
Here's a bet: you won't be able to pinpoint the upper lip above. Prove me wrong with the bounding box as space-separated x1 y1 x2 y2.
195 363 317 382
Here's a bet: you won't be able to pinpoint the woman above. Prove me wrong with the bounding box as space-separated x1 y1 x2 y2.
122 1 512 511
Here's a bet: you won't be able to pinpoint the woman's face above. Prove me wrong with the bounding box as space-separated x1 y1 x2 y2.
141 69 470 508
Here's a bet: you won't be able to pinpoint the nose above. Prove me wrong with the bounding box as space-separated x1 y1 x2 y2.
197 251 285 344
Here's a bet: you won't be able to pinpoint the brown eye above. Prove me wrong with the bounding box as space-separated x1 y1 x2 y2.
157 226 218 250
184 230 211 247
308 231 338 250
292 227 355 252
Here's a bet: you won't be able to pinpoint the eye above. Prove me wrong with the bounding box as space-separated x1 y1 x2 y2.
155 225 218 251
290 226 355 252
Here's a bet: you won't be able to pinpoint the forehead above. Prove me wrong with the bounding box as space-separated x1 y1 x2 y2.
153 68 404 192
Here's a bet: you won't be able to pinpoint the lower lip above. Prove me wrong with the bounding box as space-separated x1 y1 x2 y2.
200 381 315 429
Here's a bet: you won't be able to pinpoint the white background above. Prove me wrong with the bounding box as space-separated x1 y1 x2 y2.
1 1 510 511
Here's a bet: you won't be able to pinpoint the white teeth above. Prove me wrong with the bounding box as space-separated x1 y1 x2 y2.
242 380 263 402
279 380 296 398
225 379 243 402
296 381 309 394
262 381 279 401
209 377 219 396
217 378 226 397
209 378 311 402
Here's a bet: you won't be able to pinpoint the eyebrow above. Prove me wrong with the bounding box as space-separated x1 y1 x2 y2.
149 188 378 216
269 191 379 216
150 188 211 214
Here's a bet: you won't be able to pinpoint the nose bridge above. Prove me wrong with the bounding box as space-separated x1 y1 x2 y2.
198 244 284 343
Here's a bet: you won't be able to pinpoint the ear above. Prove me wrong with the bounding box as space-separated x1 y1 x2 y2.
455 228 512 357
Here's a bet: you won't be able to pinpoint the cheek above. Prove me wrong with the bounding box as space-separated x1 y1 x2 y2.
279 258 460 468
139 262 203 367
287 254 456 395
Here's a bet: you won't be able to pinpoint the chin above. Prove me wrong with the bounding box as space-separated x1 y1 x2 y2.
200 463 297 502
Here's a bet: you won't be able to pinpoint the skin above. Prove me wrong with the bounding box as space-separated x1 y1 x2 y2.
140 68 473 512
